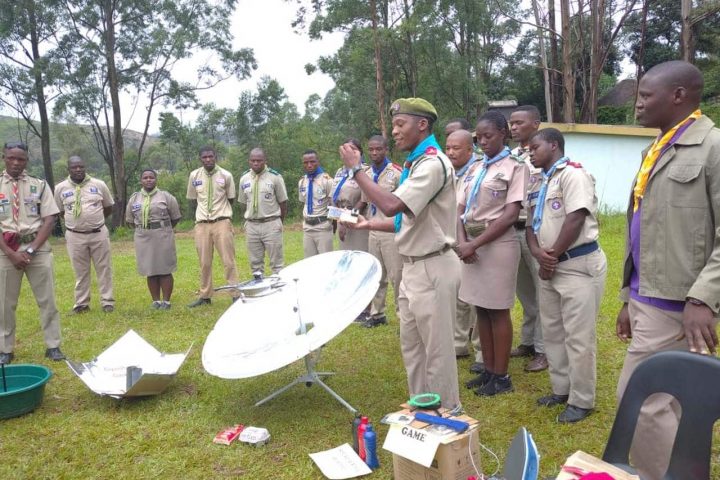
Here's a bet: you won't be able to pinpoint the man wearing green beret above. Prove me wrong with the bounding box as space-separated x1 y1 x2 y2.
339 98 461 410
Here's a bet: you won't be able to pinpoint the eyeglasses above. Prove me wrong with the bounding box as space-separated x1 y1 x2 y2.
3 142 28 151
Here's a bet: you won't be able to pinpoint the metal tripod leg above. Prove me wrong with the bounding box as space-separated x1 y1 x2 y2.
254 352 357 414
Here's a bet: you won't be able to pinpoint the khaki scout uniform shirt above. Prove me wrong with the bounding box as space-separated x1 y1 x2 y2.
54 176 114 231
186 166 235 221
526 162 599 250
459 155 528 223
512 146 541 223
393 149 457 257
238 168 288 220
298 171 334 220
620 115 720 310
125 190 181 226
362 162 402 221
332 166 370 211
0 170 59 246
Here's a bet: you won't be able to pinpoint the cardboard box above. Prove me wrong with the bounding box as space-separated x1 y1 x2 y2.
556 451 640 480
384 406 481 480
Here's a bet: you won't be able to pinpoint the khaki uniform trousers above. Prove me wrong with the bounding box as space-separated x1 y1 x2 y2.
245 218 284 274
538 249 606 409
516 227 543 353
398 250 461 409
66 226 114 308
0 250 61 353
453 298 481 361
303 222 333 258
616 299 690 480
368 231 402 319
339 228 369 252
194 219 238 298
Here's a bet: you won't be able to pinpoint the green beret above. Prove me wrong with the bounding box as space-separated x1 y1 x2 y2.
389 98 438 122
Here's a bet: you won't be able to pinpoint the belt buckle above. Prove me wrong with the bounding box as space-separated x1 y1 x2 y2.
558 251 571 262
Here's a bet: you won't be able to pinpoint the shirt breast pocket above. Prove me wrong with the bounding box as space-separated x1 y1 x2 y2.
24 201 40 218
667 164 704 208
545 190 564 217
481 179 508 206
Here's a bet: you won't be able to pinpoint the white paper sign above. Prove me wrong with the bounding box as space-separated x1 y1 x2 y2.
309 443 372 479
382 424 441 468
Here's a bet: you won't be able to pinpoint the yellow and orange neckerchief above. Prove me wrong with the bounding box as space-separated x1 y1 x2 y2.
633 109 701 211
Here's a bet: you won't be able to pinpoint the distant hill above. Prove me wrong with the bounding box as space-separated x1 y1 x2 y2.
0 115 158 180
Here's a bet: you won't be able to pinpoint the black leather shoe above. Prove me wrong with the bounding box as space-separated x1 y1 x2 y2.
510 344 535 358
475 374 513 397
45 347 66 361
557 404 593 423
188 298 211 308
0 352 14 364
465 370 491 389
72 305 90 314
354 312 369 323
469 361 485 374
537 393 569 407
102 305 114 313
362 316 387 328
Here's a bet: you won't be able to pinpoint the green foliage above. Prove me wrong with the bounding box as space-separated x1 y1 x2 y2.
597 105 633 126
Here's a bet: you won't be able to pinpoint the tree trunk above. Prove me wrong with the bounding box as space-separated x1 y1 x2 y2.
27 0 54 187
548 0 563 122
103 0 125 227
401 0 417 96
680 0 695 63
370 0 388 138
582 0 604 123
560 0 575 123
532 0 553 122
632 0 649 125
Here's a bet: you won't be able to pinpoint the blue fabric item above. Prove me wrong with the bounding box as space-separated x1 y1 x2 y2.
531 156 569 233
305 166 325 215
332 172 348 205
394 135 441 233
462 146 511 224
455 153 477 179
370 158 390 216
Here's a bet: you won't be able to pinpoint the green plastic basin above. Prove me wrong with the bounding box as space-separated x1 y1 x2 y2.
0 364 53 419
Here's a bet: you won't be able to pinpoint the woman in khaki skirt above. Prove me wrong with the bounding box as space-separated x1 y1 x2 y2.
125 169 182 309
457 111 529 396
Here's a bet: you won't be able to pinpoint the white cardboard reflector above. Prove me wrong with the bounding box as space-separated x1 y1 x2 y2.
202 250 381 379
66 329 192 398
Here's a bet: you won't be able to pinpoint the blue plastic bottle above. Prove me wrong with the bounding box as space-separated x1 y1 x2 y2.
363 424 380 469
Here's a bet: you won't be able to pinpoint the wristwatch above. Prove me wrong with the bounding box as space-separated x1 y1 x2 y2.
348 164 363 178
25 246 36 256
686 297 706 307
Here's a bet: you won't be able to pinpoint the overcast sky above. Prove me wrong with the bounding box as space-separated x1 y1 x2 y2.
122 0 344 134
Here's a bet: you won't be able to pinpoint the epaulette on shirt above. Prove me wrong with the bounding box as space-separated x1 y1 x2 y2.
566 161 584 169
424 146 439 156
509 154 525 164
241 169 250 176
390 163 403 172
269 168 280 175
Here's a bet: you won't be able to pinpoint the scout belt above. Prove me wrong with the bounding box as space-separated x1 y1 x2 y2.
66 227 102 234
246 216 280 223
400 245 452 264
557 241 599 262
197 216 231 224
304 216 328 226
138 220 172 230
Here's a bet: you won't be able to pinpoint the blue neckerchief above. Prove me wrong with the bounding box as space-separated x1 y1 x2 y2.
332 157 365 205
371 158 390 215
306 166 324 215
455 153 478 179
462 146 511 224
394 135 441 233
532 156 569 233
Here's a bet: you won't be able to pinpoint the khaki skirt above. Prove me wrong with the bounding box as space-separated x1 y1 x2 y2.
134 226 177 276
459 227 520 309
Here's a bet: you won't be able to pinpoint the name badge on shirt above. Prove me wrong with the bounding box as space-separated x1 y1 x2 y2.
193 180 203 187
299 187 306 193
132 203 141 212
216 178 225 185
527 191 539 202
89 186 98 193
242 182 251 190
62 191 74 198
30 185 37 193
464 175 474 183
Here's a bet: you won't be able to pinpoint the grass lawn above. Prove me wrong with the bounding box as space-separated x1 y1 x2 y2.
1 215 717 479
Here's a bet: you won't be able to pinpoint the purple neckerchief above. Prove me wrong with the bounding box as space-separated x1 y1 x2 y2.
628 119 696 312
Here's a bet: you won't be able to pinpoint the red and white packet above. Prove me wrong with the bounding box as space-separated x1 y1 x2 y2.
213 424 245 445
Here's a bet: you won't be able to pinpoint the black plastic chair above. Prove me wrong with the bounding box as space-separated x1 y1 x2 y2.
602 350 720 479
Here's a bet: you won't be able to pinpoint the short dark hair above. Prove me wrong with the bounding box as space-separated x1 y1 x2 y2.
3 141 28 151
302 149 318 157
140 168 157 178
477 110 510 141
531 128 565 153
445 118 472 131
368 135 387 146
512 105 541 121
199 145 216 156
